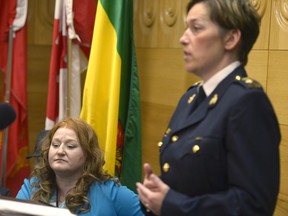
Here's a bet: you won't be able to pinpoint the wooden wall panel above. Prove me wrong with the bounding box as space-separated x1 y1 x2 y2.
246 50 268 89
252 0 271 49
27 0 54 45
27 45 50 155
134 0 189 48
137 48 198 106
267 51 288 125
270 0 288 49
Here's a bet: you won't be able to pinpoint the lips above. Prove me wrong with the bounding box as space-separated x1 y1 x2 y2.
54 158 67 162
183 50 191 58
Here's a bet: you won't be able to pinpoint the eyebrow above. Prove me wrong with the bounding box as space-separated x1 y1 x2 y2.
51 138 78 143
187 16 209 23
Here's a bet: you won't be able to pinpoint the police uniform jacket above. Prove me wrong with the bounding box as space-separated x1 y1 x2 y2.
149 65 280 216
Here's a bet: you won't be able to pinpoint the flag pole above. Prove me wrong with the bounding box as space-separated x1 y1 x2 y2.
67 38 72 117
1 26 14 188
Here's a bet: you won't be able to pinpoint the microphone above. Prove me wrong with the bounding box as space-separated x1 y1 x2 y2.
0 102 16 130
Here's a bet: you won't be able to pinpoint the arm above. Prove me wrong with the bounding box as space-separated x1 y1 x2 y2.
16 178 32 200
113 183 145 216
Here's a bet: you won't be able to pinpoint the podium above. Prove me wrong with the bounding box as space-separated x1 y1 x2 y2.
0 196 75 216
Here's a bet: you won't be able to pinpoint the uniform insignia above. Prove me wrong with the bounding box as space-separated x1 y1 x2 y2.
241 77 262 88
209 94 218 105
236 76 262 89
187 81 202 91
192 81 202 87
188 94 196 104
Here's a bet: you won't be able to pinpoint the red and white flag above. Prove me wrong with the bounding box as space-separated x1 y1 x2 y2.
45 0 96 129
0 0 29 196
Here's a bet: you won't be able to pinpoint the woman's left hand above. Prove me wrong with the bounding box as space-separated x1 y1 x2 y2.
136 164 170 215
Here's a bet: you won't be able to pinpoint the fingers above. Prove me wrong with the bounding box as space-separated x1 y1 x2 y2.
136 182 152 213
136 175 168 215
136 182 149 203
143 163 153 177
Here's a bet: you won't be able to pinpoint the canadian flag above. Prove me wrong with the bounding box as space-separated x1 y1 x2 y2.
45 0 96 129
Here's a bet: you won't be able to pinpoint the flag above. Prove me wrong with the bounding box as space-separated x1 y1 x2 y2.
80 0 142 192
45 0 96 130
0 0 29 196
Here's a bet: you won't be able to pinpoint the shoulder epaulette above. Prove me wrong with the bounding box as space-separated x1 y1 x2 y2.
187 81 201 91
235 75 262 89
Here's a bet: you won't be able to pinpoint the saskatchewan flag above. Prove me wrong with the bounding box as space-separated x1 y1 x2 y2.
80 0 142 192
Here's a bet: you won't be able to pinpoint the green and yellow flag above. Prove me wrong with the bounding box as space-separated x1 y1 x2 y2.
80 0 142 192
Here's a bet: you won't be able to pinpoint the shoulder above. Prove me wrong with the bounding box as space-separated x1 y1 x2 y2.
233 76 263 90
90 179 136 198
16 178 33 200
187 81 201 92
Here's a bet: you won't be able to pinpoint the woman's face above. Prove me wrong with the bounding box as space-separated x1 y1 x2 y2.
48 127 87 178
179 3 227 81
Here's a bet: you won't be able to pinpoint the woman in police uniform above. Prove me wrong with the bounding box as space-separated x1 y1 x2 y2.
136 0 280 216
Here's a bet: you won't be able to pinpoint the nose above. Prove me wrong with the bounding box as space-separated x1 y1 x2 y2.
57 144 66 155
179 29 188 45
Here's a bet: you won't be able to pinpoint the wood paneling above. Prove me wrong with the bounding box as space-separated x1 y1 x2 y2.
27 0 54 45
269 0 288 49
134 0 189 48
27 45 50 146
252 0 271 49
137 48 198 107
267 51 288 126
246 50 268 89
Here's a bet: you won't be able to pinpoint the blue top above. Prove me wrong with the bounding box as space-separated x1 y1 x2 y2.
16 178 144 216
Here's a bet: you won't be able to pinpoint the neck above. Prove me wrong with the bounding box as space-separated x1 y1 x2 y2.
56 175 79 201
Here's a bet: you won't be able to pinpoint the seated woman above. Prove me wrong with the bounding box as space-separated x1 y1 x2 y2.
16 117 144 216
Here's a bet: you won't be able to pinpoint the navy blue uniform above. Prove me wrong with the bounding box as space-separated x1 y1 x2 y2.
150 66 280 216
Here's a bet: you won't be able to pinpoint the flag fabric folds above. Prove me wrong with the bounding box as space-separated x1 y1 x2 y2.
45 0 96 130
0 0 29 196
80 0 142 192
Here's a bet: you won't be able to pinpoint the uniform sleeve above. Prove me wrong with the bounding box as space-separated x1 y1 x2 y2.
161 90 280 216
16 178 33 200
113 184 144 216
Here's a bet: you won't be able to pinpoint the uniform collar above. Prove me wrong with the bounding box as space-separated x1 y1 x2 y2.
202 61 241 96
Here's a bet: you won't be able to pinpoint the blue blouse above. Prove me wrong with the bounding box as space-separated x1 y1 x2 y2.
16 178 144 216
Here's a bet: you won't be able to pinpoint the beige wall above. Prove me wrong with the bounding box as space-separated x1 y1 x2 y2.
2 0 287 215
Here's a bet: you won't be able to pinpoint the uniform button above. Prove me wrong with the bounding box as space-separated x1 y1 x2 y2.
171 135 178 142
192 145 200 153
158 141 163 147
163 163 170 172
235 75 241 80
